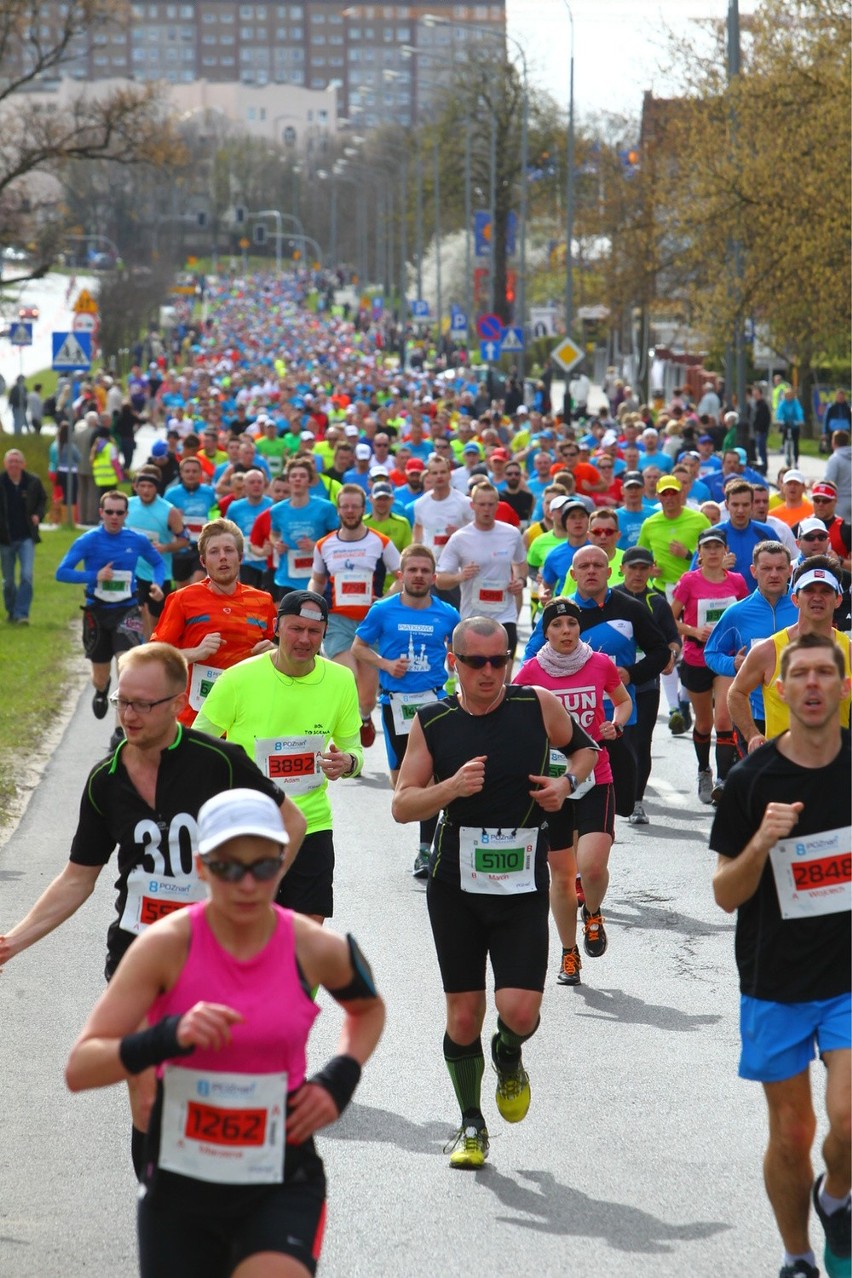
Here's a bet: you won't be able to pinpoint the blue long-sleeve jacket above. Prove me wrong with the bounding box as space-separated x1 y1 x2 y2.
704 589 797 720
56 525 165 607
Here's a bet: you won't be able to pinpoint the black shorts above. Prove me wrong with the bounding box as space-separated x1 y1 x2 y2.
679 659 717 695
503 621 518 657
138 1138 326 1278
545 783 615 849
426 874 549 993
239 564 265 589
172 550 201 583
136 579 172 618
82 604 144 664
275 828 334 918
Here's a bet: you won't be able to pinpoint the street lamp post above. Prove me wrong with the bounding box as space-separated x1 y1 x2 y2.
422 15 528 372
563 1 575 340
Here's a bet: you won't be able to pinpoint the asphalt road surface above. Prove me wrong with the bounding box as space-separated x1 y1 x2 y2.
0 658 826 1277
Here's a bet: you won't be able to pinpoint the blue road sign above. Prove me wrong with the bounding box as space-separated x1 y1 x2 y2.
474 210 517 258
477 313 502 341
411 299 430 318
8 321 33 346
450 309 467 334
499 325 525 353
52 331 92 371
480 339 501 363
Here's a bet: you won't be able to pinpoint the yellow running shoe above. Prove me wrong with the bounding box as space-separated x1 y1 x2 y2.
445 1123 489 1169
491 1034 531 1123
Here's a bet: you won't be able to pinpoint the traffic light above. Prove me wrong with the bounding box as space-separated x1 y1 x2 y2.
254 224 267 247
505 269 516 305
235 205 246 225
197 211 207 229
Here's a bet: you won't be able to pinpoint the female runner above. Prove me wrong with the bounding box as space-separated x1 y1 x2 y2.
514 597 631 986
66 788 384 1278
670 527 748 805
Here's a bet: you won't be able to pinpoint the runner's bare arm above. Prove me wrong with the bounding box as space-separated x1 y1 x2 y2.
727 640 773 749
392 716 483 822
0 862 102 969
280 798 306 872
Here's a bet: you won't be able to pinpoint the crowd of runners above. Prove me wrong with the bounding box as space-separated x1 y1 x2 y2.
0 270 848 1278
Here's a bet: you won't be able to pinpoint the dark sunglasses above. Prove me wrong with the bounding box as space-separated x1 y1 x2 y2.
800 533 828 542
453 653 511 669
201 854 285 882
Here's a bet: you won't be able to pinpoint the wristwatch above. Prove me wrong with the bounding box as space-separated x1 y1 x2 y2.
564 772 578 794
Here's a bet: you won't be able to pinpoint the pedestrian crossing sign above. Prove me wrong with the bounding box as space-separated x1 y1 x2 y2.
52 330 92 371
8 322 33 346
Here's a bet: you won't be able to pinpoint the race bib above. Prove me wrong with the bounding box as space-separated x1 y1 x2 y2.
432 530 450 547
189 663 225 712
334 567 372 605
389 689 438 736
254 734 325 795
769 827 851 920
547 749 595 800
459 826 538 895
182 515 207 542
128 526 158 543
697 596 737 631
287 548 315 579
94 570 133 603
476 579 507 609
159 1066 286 1186
119 867 207 935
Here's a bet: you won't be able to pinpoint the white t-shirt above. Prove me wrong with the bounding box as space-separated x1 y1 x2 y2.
412 490 473 552
437 522 527 623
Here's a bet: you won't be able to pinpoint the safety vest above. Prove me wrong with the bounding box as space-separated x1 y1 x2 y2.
92 445 117 488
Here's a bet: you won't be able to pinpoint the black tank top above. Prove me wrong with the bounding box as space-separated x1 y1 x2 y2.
419 685 551 887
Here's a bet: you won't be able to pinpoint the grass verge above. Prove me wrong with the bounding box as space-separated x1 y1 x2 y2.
0 525 86 825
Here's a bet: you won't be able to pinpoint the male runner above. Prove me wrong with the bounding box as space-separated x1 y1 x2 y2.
56 489 165 742
352 544 460 877
728 558 851 749
127 465 187 640
151 517 276 725
195 590 363 925
309 484 401 746
392 616 598 1169
712 634 850 1278
0 642 304 1175
266 457 339 599
164 455 217 586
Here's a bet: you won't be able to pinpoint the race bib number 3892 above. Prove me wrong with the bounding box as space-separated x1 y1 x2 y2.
769 826 851 920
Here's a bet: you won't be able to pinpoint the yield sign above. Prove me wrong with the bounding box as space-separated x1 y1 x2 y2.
551 336 584 373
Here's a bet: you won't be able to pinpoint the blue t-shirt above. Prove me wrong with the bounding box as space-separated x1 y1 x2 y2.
270 497 339 588
355 594 460 702
541 540 589 589
615 504 654 549
227 496 273 562
637 451 673 473
56 525 164 607
165 483 217 545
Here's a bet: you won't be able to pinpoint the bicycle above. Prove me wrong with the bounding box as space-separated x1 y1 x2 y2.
779 423 797 468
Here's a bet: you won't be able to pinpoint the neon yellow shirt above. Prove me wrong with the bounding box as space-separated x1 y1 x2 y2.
637 508 711 588
194 653 362 834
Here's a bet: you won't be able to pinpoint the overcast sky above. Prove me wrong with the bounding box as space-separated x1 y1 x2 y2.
506 0 760 125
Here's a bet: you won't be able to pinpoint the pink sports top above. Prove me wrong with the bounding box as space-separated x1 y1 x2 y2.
150 902 319 1089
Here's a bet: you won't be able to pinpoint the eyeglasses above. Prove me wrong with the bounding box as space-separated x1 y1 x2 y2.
102 508 127 516
201 854 285 883
590 527 618 537
800 533 828 542
812 496 833 503
453 653 511 669
109 691 177 714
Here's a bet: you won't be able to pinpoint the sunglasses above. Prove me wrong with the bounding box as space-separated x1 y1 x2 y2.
590 527 618 537
453 653 511 669
201 854 285 883
800 533 828 542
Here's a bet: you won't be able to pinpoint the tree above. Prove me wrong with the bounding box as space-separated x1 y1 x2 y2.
650 0 850 419
0 0 185 279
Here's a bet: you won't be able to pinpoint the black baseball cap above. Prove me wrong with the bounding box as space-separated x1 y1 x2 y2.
621 546 654 567
276 590 328 626
622 470 644 487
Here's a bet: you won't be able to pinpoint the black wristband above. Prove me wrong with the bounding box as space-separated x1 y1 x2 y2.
309 1054 362 1116
119 1014 195 1075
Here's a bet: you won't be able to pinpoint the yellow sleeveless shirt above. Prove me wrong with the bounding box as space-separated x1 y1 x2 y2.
764 628 851 736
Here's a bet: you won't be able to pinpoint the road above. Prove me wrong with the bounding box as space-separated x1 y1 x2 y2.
0 638 820 1277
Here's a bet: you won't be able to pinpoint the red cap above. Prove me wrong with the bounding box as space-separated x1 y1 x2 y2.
490 448 510 462
405 458 425 472
811 481 837 498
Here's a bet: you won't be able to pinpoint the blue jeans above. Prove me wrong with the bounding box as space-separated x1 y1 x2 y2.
1 537 35 620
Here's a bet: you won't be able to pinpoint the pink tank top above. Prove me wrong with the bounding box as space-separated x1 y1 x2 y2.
150 902 319 1089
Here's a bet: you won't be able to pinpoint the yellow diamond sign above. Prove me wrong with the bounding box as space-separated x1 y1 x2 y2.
551 336 584 373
